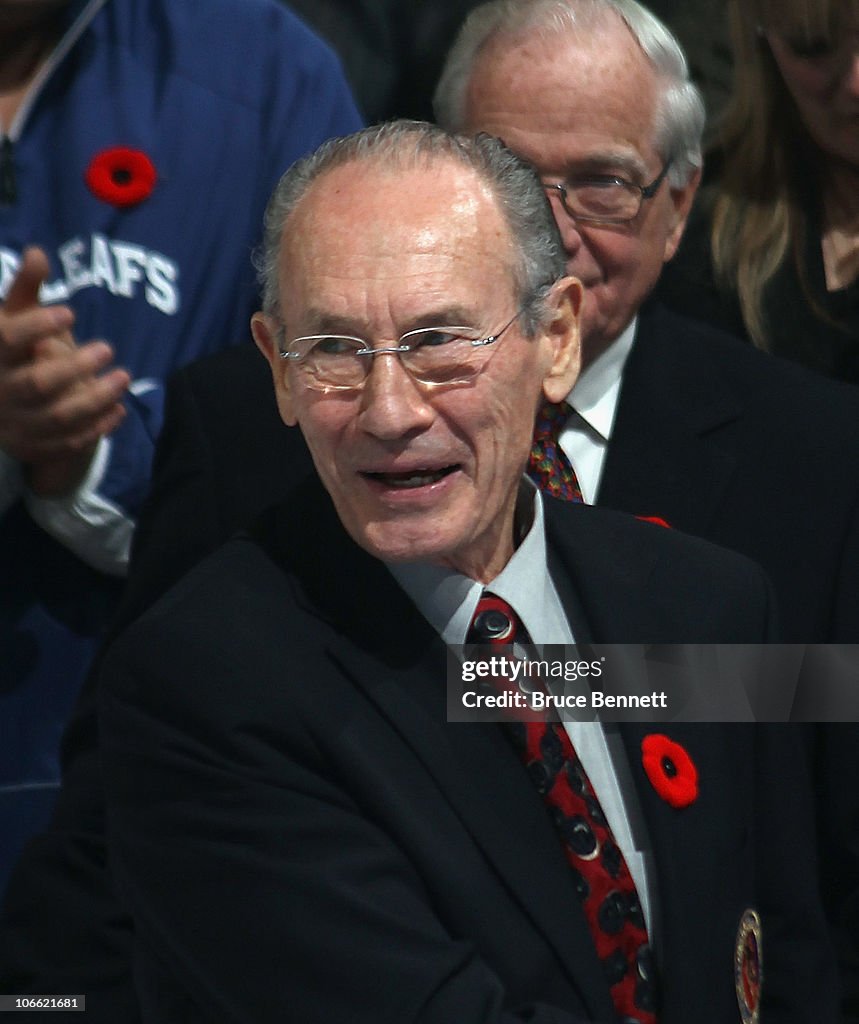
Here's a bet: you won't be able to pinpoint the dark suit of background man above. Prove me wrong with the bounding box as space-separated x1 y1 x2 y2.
94 121 837 1023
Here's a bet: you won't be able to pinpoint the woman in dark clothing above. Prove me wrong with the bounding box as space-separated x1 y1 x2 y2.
657 0 859 385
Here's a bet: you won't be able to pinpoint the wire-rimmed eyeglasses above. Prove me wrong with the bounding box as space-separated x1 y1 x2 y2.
277 309 524 392
542 160 673 224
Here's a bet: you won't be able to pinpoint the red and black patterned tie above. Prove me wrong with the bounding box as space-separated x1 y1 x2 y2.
467 593 657 1024
528 400 583 502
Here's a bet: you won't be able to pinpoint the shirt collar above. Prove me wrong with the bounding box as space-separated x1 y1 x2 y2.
387 479 568 645
566 317 637 442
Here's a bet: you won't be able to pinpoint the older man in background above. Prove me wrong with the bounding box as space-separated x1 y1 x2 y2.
433 0 858 643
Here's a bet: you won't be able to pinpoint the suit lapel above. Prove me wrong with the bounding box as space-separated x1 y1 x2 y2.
544 499 668 642
598 306 741 534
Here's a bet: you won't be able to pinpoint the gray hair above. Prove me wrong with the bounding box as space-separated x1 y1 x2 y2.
433 0 705 188
254 120 567 331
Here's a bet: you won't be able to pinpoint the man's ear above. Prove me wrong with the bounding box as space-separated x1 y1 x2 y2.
664 165 701 262
251 312 298 426
540 276 583 404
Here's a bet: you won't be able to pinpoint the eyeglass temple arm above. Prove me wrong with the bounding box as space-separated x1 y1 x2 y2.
640 158 673 198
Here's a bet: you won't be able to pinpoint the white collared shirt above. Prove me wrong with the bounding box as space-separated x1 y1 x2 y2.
387 481 570 648
560 319 636 504
388 480 657 940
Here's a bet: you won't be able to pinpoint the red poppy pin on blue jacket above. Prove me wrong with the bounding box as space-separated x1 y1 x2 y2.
85 147 156 207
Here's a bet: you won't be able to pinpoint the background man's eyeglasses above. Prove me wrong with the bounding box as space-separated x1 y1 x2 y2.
542 160 673 224
277 309 523 392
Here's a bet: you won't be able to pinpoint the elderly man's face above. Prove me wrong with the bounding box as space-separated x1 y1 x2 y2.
463 17 699 364
253 158 580 582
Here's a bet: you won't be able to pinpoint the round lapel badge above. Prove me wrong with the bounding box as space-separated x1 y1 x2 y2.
735 908 763 1024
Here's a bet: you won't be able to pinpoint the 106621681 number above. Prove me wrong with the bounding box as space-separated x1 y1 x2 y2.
0 996 85 1011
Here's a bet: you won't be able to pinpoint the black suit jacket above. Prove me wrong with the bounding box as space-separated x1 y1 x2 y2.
599 302 859 642
97 479 836 1023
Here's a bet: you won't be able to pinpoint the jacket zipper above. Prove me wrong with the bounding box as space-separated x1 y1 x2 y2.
1 0 109 209
0 137 16 205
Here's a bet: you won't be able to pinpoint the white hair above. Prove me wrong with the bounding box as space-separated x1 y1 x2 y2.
434 0 705 187
254 121 567 327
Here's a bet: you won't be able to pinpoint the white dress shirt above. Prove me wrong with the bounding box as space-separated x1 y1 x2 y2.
388 480 658 940
560 319 636 504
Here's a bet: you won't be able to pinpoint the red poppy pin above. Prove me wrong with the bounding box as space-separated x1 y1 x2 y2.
641 733 698 807
636 515 672 529
85 147 157 207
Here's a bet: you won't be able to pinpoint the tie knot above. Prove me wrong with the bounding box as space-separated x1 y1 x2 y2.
528 401 583 503
469 593 517 644
534 400 572 442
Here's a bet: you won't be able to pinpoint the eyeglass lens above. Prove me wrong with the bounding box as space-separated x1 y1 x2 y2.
298 327 492 389
564 181 642 221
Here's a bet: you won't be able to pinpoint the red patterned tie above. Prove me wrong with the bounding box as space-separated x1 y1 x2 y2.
528 400 583 502
467 594 657 1024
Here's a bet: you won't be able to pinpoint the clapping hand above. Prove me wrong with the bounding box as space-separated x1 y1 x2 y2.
0 247 131 496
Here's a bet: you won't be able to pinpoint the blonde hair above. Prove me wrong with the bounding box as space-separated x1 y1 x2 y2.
710 0 859 349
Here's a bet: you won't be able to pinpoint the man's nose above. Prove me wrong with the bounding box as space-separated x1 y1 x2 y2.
356 353 435 439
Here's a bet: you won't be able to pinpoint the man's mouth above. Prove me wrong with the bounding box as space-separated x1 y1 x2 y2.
363 466 459 489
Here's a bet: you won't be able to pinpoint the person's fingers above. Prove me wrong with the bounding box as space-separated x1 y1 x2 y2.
0 361 131 461
32 369 131 437
30 322 78 357
0 306 76 365
5 342 118 406
3 247 51 313
66 402 128 452
0 248 76 365
1 399 127 461
24 402 128 496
